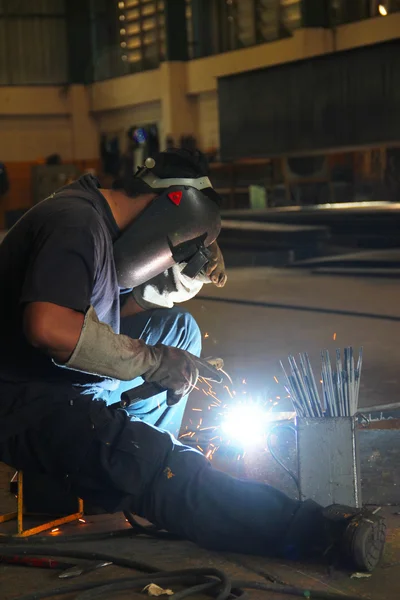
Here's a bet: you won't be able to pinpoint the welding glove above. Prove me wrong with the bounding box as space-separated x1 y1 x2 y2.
143 345 200 399
61 306 219 400
203 240 227 288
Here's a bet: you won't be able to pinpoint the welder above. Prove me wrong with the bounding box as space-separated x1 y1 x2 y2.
0 148 385 571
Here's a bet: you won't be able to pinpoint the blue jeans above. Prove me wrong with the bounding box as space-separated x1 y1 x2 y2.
106 307 202 437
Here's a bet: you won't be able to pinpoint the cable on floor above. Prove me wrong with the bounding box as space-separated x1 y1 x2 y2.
0 543 365 600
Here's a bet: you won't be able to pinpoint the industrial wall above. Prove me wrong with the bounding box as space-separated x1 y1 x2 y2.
1 12 399 226
218 38 400 160
0 86 98 227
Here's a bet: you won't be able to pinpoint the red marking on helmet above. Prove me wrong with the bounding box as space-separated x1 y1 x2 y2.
168 191 182 206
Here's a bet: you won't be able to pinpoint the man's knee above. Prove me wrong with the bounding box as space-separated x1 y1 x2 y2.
145 308 202 357
174 309 202 356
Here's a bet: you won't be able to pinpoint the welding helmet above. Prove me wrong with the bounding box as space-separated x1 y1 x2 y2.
113 150 222 288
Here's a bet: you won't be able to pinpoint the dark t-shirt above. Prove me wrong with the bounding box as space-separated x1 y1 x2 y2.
0 174 120 385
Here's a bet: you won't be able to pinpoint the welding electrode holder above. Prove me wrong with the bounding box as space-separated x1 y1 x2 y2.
120 381 179 408
114 359 224 409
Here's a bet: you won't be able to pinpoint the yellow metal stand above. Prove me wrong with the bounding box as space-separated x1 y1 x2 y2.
0 471 84 537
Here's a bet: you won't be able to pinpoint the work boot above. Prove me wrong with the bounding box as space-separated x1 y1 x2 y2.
279 500 386 572
322 504 386 572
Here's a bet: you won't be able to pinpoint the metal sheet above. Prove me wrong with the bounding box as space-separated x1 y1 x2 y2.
218 39 400 160
297 417 362 507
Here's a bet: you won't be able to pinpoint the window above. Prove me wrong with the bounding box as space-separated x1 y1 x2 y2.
117 0 165 72
186 0 302 58
0 0 68 85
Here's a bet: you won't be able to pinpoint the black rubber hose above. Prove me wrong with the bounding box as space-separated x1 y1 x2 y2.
0 545 159 573
266 424 301 498
75 570 231 600
170 581 221 600
12 569 230 600
1 546 364 600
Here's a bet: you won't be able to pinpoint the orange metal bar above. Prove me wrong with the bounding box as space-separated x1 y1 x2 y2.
0 468 84 538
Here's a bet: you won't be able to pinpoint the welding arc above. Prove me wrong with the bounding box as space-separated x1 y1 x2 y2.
2 545 365 600
281 347 363 418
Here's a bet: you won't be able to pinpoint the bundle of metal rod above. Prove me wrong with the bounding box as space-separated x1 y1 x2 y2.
281 347 363 417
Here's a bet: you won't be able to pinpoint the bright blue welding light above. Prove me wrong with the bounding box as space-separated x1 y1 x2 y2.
221 403 269 448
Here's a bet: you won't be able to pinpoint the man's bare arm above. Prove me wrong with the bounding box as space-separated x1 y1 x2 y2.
23 302 85 363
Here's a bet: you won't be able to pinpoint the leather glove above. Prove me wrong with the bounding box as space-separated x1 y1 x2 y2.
144 344 221 401
204 240 227 287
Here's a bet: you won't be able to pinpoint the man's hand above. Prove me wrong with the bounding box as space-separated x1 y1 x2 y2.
144 345 222 401
204 241 227 287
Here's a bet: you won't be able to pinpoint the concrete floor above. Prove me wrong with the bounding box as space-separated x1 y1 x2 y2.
0 511 399 600
187 267 400 412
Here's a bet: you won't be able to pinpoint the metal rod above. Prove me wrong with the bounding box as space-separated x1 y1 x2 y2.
336 349 345 416
289 355 313 417
355 347 363 411
281 345 363 419
301 353 323 417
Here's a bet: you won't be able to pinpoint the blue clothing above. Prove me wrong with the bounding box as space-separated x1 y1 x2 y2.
107 307 202 437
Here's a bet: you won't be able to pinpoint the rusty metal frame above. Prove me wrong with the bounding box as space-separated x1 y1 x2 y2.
0 471 84 537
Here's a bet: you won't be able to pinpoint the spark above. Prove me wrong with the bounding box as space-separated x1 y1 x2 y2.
274 376 279 383
333 333 337 341
224 386 233 398
78 518 86 524
197 445 204 452
219 368 233 385
192 408 202 412
199 426 217 431
51 528 59 533
276 396 280 400
201 389 209 396
199 418 203 426
179 432 191 438
204 332 209 338
242 379 246 384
